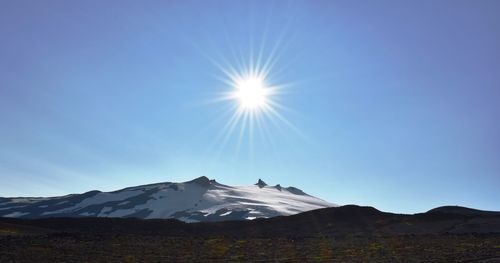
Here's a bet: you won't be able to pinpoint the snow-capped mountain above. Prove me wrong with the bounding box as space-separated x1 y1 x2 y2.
0 176 335 222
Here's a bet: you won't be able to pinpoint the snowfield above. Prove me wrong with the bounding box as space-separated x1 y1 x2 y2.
0 177 336 222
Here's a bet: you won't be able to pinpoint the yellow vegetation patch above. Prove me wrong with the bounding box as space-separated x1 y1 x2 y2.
0 228 19 235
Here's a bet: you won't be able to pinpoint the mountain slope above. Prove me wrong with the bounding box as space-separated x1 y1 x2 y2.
2 205 499 238
426 205 500 216
0 176 335 222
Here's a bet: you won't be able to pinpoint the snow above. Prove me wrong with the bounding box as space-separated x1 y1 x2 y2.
99 207 113 215
4 212 29 217
92 180 334 220
76 190 144 207
220 211 232 216
79 212 94 216
42 189 145 216
114 183 209 219
196 184 333 218
0 205 26 211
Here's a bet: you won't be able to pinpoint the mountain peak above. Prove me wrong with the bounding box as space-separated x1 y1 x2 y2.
286 186 307 195
255 179 267 188
186 176 211 186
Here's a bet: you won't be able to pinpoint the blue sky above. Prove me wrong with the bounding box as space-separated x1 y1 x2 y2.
1 0 499 213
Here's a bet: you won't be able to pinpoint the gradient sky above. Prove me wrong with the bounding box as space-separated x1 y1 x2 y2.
1 0 499 213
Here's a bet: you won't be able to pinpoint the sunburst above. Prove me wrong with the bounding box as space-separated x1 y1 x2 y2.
202 34 300 157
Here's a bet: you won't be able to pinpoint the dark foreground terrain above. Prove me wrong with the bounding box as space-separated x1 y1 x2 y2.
1 205 500 262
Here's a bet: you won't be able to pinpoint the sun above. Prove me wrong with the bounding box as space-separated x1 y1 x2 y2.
232 76 270 111
207 38 301 153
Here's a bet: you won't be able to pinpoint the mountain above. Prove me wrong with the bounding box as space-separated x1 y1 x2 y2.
0 176 335 222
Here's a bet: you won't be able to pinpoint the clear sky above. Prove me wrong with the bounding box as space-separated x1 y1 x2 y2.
1 0 499 213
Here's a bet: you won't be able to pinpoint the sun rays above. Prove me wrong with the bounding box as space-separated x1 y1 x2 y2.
205 40 300 158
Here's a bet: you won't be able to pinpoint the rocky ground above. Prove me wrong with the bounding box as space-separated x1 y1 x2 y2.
1 205 500 262
1 232 499 262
